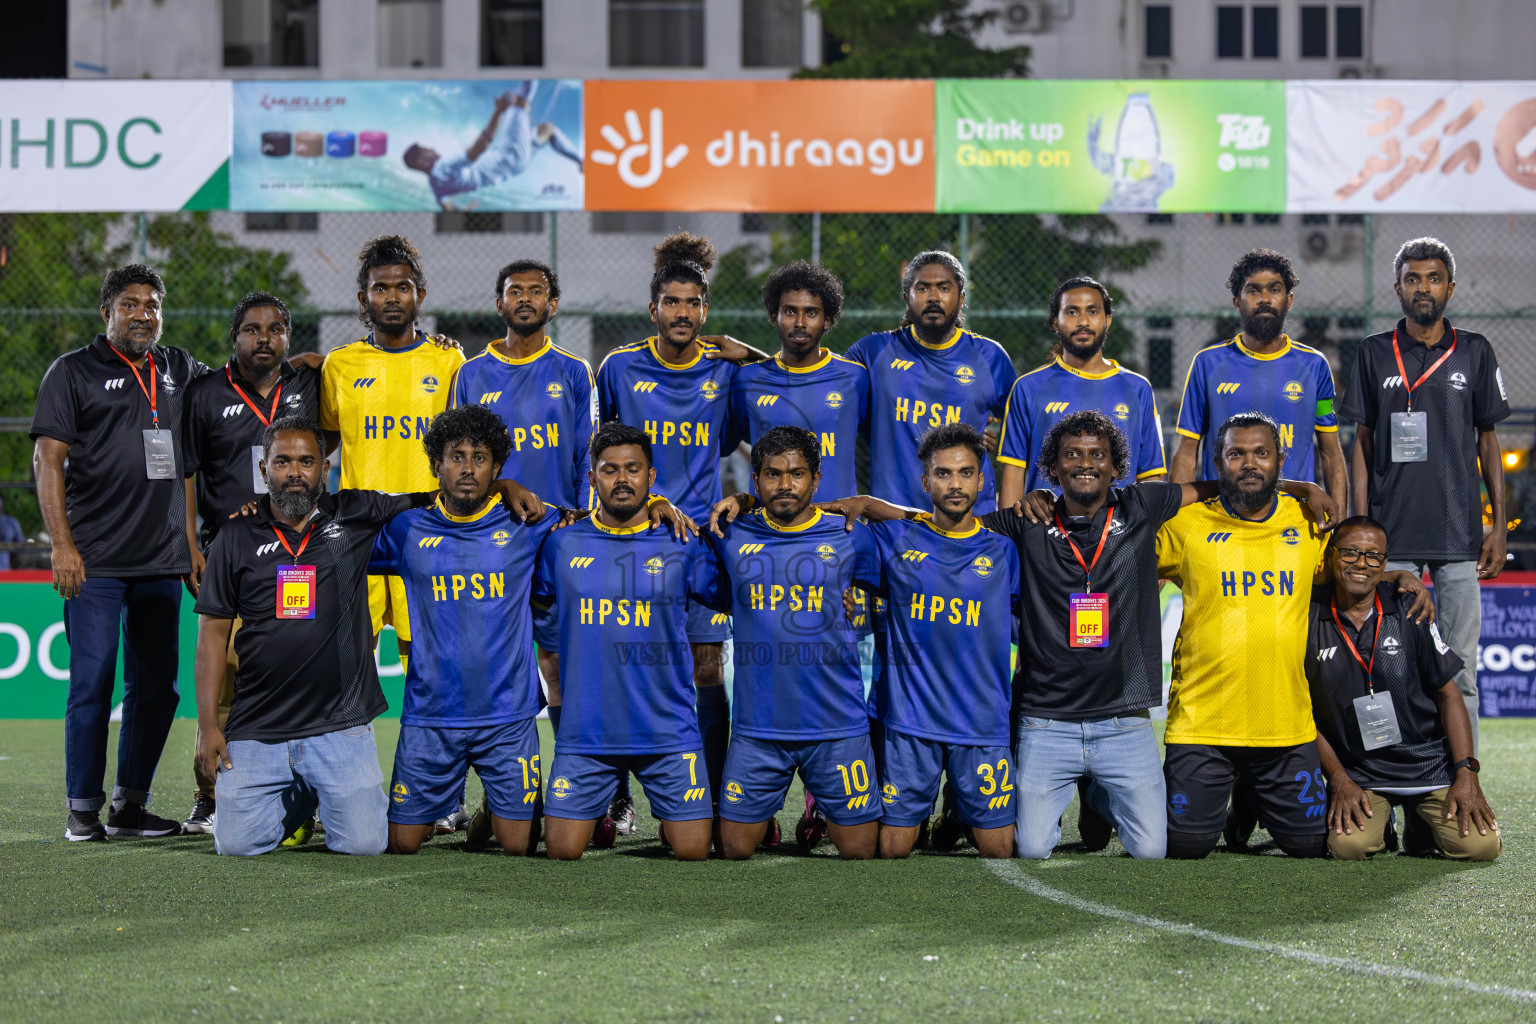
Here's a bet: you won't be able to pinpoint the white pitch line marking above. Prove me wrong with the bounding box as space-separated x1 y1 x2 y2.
985 859 1536 1003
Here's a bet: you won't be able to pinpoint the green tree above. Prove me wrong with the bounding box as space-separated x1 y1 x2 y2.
798 0 1029 79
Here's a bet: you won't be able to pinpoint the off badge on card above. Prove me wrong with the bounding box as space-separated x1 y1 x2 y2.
276 565 317 619
1069 592 1109 648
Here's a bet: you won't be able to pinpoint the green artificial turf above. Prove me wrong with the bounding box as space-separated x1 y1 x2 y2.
1 718 1532 1023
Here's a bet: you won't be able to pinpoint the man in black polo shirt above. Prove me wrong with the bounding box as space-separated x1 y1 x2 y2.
178 291 321 834
31 264 211 842
1341 237 1510 749
194 415 545 856
1307 516 1500 861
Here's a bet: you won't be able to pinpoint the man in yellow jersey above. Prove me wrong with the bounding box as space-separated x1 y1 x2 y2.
320 235 465 666
1156 412 1431 860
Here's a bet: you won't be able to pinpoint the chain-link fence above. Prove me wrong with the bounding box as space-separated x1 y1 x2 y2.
4 209 1535 562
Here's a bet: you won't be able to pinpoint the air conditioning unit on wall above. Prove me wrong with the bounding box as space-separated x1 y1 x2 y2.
1000 1 1053 34
1300 225 1360 262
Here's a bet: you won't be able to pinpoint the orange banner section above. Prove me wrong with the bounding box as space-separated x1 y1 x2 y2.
585 80 934 212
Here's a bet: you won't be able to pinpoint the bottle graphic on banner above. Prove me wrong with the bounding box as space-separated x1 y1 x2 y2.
1088 93 1176 213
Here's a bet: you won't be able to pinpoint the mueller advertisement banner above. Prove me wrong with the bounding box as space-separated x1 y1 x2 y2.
935 80 1287 213
0 81 231 212
1287 81 1536 212
230 79 584 212
583 80 934 212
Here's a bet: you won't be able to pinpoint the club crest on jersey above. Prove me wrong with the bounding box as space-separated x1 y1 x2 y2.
816 543 837 562
160 373 177 394
825 390 845 409
550 777 571 800
1381 635 1402 656
492 530 511 548
420 375 440 394
392 782 408 804
723 780 744 804
970 554 994 578
1113 403 1130 420
322 523 343 540
1280 526 1300 547
644 555 666 576
545 381 565 400
882 782 898 804
1283 380 1304 404
1109 517 1126 536
285 392 303 407
699 379 722 402
953 364 976 387
1449 371 1468 392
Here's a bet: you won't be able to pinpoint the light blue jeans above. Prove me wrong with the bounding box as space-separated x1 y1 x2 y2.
1014 712 1166 860
1387 559 1480 751
214 724 387 856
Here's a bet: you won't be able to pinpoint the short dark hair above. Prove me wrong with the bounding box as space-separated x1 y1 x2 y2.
99 264 165 311
900 250 967 328
422 405 512 472
261 415 327 461
917 422 986 470
590 420 652 468
1048 276 1114 323
1393 236 1456 282
750 425 821 478
761 261 844 329
1039 410 1130 481
650 231 716 305
228 291 292 344
1326 515 1390 561
1227 248 1298 297
495 259 561 304
356 234 426 293
1216 411 1284 460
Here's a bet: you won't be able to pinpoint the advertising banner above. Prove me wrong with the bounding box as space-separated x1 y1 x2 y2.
1476 584 1536 718
231 79 584 212
583 80 934 212
1287 81 1536 212
0 81 230 212
935 80 1286 213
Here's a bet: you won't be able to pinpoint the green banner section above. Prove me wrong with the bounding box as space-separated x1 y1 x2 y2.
0 583 405 719
935 79 1286 213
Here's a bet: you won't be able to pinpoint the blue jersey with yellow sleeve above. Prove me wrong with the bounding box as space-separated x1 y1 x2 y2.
728 351 870 500
368 496 554 728
864 515 1020 745
997 356 1166 493
532 515 722 755
1175 334 1338 483
449 337 596 508
845 326 1016 513
710 509 881 741
596 337 735 522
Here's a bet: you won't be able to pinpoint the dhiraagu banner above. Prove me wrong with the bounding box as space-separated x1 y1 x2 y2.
935 80 1286 213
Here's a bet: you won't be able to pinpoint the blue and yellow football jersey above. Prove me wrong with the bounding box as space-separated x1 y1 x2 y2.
596 337 736 522
368 496 553 728
449 337 596 508
1175 334 1338 483
710 509 881 741
863 515 1020 745
845 326 1016 513
728 351 870 500
532 516 722 755
997 356 1166 492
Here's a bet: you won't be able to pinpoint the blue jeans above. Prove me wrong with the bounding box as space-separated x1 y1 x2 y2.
62 576 182 812
1014 712 1166 860
1387 559 1480 750
214 724 388 856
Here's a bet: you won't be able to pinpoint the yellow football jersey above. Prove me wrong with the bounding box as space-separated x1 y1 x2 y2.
319 334 465 492
1156 493 1327 747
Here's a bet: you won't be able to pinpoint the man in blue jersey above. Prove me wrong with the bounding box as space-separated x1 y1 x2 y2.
706 427 881 860
370 406 555 855
449 258 596 740
1170 249 1346 507
997 277 1166 509
595 232 770 832
535 422 721 860
845 250 1016 515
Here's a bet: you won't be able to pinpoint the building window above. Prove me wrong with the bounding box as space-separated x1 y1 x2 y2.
482 0 543 66
591 211 671 233
1299 5 1327 57
610 0 704 67
1215 5 1244 58
379 0 442 68
1336 4 1363 58
1215 213 1246 226
1143 4 1172 59
1145 213 1175 225
223 0 319 67
742 0 802 67
1253 213 1282 224
1300 213 1331 225
244 212 319 231
436 211 546 233
1251 5 1278 58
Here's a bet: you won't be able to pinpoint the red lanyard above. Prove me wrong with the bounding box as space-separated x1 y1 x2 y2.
108 344 158 428
1330 593 1384 693
271 523 314 560
1391 328 1457 412
226 365 284 428
1054 508 1115 591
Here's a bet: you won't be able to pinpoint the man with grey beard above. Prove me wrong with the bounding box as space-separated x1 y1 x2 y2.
31 264 213 843
191 416 547 856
